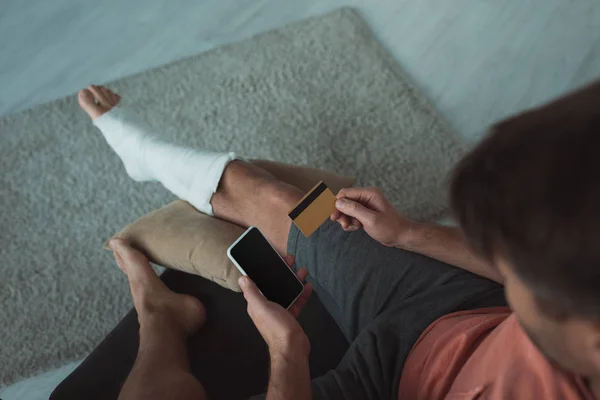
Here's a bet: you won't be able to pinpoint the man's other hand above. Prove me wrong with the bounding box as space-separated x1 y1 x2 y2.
239 255 312 356
331 186 420 248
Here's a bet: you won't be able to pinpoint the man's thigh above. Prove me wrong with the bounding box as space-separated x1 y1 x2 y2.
288 219 506 341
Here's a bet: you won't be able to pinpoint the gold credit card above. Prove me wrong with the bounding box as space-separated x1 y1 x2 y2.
288 181 336 238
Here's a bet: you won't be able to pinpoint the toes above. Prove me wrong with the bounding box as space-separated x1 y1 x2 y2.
79 84 121 120
78 89 105 120
109 89 121 105
109 239 150 268
77 89 94 107
100 86 120 106
88 85 111 108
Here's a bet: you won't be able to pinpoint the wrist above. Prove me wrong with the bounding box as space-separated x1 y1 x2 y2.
269 332 310 362
394 219 428 251
267 334 311 400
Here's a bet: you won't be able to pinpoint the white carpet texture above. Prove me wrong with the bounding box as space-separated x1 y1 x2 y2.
0 8 465 385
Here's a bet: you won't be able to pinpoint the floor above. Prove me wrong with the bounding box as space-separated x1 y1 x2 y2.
1 0 599 398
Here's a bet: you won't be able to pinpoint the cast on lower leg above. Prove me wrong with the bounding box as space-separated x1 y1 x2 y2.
93 107 238 215
92 103 302 252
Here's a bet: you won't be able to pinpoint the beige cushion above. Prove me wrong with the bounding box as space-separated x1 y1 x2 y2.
107 160 355 291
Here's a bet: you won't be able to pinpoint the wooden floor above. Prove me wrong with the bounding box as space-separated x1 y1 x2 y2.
1 0 599 398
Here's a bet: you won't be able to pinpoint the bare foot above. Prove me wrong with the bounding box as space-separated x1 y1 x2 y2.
109 238 206 336
78 85 121 120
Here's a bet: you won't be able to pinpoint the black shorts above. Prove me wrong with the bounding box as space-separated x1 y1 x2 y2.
280 220 505 399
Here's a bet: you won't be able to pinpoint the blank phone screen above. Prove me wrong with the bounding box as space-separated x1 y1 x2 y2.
230 227 304 309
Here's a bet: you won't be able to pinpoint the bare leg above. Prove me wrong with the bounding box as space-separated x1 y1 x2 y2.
110 239 208 400
211 160 305 254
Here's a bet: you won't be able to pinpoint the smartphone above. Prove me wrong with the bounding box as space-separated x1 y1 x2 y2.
227 227 304 309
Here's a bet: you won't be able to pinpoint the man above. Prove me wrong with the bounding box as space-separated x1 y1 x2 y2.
78 81 600 399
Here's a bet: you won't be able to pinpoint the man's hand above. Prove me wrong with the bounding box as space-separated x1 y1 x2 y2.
239 255 312 355
330 186 420 248
240 256 313 400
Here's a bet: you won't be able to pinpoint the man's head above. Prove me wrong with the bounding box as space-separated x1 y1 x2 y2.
450 81 600 377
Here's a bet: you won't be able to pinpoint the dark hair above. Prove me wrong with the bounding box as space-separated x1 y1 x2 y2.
450 81 600 319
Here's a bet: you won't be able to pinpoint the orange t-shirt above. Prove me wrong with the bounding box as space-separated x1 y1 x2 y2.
398 308 595 400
